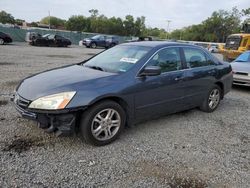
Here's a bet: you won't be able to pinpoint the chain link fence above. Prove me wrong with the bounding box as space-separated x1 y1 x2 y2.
0 25 129 44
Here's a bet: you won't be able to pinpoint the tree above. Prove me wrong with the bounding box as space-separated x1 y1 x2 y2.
66 15 89 31
40 16 66 28
15 19 25 26
134 16 146 36
123 15 135 36
242 8 250 22
170 7 242 42
0 11 15 24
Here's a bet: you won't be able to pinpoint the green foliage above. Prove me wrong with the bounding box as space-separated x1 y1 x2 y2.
170 7 243 42
66 15 90 31
0 11 15 24
65 10 150 36
15 19 25 25
40 16 66 28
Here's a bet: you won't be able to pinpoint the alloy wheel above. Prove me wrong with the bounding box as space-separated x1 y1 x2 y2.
91 108 121 141
208 88 220 109
91 43 97 48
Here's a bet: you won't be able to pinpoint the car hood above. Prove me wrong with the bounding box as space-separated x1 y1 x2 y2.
17 65 117 100
231 62 250 73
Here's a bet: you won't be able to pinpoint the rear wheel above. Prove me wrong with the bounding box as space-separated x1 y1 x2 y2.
80 100 126 146
200 85 222 112
0 38 4 45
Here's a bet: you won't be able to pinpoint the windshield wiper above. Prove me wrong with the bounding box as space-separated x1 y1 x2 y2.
84 65 104 71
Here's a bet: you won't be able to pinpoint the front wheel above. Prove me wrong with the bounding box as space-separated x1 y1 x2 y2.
200 85 222 112
90 42 97 48
79 100 126 146
0 38 4 45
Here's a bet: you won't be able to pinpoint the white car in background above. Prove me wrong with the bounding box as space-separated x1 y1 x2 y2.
231 51 250 86
208 44 219 53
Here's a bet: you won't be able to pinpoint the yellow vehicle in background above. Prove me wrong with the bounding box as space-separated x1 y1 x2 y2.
222 23 250 62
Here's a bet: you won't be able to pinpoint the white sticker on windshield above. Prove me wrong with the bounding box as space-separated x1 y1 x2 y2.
120 57 138 64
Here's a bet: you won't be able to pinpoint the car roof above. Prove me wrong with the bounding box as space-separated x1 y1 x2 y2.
121 41 198 48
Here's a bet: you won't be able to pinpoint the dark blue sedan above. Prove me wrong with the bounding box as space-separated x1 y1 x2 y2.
13 42 233 146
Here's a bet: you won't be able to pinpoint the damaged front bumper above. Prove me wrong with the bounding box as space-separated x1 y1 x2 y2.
11 93 86 136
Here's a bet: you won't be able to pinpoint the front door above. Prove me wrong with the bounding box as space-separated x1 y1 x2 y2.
134 47 188 120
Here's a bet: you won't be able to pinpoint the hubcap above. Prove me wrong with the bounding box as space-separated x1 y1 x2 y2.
91 108 121 141
91 43 96 48
0 39 4 45
208 89 220 109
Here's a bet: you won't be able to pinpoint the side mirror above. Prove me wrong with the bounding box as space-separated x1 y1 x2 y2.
139 66 161 77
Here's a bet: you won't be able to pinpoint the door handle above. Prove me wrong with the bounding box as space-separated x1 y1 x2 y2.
208 69 216 74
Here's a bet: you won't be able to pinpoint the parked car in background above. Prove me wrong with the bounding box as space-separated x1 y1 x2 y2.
12 42 233 146
80 35 119 48
126 36 153 43
231 51 250 86
208 44 219 53
0 31 12 45
25 32 42 44
30 34 71 47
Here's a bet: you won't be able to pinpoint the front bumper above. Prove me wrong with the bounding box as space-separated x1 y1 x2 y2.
233 74 250 86
11 93 86 136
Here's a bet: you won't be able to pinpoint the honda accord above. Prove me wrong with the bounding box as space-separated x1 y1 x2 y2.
12 42 233 146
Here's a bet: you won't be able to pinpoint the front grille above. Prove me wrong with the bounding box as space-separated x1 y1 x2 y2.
225 36 242 50
14 94 31 109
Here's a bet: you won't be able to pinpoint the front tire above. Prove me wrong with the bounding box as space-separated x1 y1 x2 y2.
80 100 126 146
200 85 222 112
90 42 97 49
0 38 4 45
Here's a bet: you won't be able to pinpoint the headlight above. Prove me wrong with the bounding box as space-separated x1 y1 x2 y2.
29 91 76 110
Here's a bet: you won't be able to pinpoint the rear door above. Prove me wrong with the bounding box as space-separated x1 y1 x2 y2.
181 47 218 106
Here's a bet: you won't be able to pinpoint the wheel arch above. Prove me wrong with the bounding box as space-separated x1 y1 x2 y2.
82 96 132 127
215 81 224 99
90 96 129 115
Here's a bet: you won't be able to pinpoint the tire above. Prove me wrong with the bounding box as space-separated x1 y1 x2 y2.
79 100 126 146
200 85 222 113
0 38 4 45
90 42 97 49
110 43 116 48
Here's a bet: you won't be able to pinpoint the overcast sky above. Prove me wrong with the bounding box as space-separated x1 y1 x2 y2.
0 0 249 30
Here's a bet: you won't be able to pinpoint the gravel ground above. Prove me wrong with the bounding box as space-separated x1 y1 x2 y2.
0 43 249 188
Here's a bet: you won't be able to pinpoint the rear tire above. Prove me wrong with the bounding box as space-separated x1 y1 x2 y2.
200 85 222 113
79 100 126 146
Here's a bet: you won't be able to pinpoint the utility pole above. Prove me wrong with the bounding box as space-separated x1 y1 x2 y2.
166 20 171 39
48 10 51 29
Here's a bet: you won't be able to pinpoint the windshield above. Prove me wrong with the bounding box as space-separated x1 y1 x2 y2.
42 34 50 38
235 52 250 62
91 35 102 39
84 45 151 73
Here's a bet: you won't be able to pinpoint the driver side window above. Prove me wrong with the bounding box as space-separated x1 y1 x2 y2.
147 47 182 73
